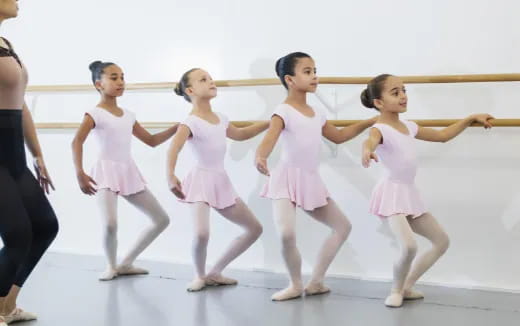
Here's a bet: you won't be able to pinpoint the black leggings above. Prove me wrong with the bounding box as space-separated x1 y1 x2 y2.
0 110 58 296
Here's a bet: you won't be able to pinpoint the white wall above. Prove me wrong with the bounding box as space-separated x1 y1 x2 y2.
3 0 520 292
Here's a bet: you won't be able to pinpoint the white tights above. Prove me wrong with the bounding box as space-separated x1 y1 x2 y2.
190 198 263 279
387 213 450 293
272 198 351 299
96 188 170 270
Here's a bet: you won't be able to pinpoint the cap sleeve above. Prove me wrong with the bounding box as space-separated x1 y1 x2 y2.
125 109 136 124
272 104 290 129
217 113 230 129
181 115 198 138
371 123 389 148
85 108 102 128
314 105 327 127
404 120 419 137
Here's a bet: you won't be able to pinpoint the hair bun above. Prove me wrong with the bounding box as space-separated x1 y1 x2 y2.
360 88 374 109
89 60 103 72
275 57 284 77
173 83 183 96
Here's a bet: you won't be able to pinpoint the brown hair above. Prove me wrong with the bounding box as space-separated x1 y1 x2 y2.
275 52 312 89
174 68 200 103
360 74 393 110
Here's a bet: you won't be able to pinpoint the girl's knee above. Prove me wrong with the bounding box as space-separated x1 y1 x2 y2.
104 221 118 236
339 220 352 240
401 241 418 261
155 214 170 231
249 221 263 239
194 230 210 246
280 230 297 247
436 233 450 254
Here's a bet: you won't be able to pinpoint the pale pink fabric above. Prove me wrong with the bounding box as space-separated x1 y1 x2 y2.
87 107 146 196
369 120 427 218
180 113 238 209
261 104 330 211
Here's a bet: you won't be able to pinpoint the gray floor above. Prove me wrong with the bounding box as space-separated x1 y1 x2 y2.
16 253 520 326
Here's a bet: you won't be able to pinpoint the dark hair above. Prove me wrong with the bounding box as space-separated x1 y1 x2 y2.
275 52 311 89
88 60 116 86
174 68 200 103
360 74 393 110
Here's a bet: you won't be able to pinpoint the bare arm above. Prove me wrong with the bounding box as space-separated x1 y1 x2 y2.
71 114 98 195
322 116 377 144
361 127 382 168
254 116 284 176
166 124 191 199
22 103 43 158
416 114 493 143
21 103 55 193
226 121 270 141
133 122 179 147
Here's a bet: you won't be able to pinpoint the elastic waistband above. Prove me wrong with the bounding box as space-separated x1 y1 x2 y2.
0 109 22 115
380 177 415 185
278 161 319 173
193 165 226 173
0 110 22 128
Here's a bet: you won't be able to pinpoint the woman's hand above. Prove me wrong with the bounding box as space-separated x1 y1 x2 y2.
33 157 56 194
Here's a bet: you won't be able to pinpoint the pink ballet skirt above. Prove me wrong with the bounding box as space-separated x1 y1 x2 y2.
180 166 238 209
261 104 330 211
369 179 426 218
261 164 330 211
368 120 427 218
87 107 147 196
91 159 146 196
179 113 238 209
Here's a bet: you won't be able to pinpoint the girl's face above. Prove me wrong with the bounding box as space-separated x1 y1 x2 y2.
0 0 18 21
374 76 408 113
96 65 125 97
185 69 217 101
286 57 318 93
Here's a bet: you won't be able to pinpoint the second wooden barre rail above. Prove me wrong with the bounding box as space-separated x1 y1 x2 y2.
27 74 520 92
34 119 520 129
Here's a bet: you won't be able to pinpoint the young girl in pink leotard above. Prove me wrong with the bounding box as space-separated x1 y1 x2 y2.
361 74 493 308
72 61 178 281
255 52 376 301
167 68 268 292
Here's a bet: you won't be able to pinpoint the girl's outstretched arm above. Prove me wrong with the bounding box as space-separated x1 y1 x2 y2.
322 116 378 144
416 114 493 143
226 121 270 141
133 122 179 147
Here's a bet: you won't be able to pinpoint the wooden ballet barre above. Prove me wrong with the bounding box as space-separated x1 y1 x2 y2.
230 119 520 128
34 119 520 129
26 74 520 93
